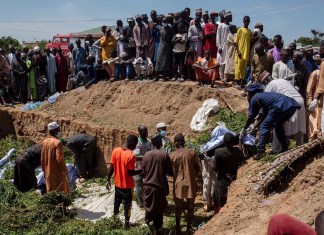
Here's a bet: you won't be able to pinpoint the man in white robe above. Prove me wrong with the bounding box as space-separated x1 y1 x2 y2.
45 48 57 95
272 48 295 82
265 79 306 153
216 11 232 80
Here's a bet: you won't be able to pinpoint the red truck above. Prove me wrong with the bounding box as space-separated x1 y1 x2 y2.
46 33 102 54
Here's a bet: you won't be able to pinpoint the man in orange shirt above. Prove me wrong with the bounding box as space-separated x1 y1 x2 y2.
193 50 220 87
41 122 69 193
106 134 141 228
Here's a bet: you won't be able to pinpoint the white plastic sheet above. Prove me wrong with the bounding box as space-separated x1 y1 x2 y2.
190 99 220 132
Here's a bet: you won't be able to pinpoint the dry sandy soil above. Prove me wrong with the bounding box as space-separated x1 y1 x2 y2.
39 80 248 137
196 155 324 235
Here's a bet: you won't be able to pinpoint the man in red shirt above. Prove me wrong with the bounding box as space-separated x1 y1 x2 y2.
106 134 141 228
202 11 218 58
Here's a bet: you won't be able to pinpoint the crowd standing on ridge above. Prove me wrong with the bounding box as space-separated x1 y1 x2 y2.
1 6 324 235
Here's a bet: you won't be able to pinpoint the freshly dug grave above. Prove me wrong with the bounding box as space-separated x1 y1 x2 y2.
39 80 248 137
196 154 324 235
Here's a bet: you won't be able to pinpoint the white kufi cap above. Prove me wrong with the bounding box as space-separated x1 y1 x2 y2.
48 121 60 131
156 122 166 128
34 46 40 52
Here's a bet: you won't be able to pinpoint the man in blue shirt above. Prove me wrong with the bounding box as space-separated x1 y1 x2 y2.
241 84 301 159
72 39 86 74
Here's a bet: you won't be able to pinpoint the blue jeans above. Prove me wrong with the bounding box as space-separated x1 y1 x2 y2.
115 64 135 79
258 107 297 152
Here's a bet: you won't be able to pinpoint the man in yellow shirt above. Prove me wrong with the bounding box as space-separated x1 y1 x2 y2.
235 16 252 88
100 28 117 61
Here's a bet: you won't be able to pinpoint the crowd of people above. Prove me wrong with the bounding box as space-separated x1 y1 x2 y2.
1 6 324 235
1 7 323 106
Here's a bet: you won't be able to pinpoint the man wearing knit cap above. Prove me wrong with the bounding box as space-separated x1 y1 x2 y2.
217 10 232 81
272 47 295 80
190 8 202 26
141 133 173 235
203 11 218 59
155 16 173 82
156 122 171 153
41 122 69 193
235 16 252 88
170 134 200 234
134 14 149 58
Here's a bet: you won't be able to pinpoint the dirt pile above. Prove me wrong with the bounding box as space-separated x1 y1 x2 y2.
40 80 248 137
196 155 324 235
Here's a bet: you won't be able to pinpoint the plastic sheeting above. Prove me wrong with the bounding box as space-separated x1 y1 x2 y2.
36 163 79 192
190 99 220 132
0 149 16 179
200 125 256 153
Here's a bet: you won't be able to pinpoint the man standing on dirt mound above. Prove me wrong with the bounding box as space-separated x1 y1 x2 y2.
106 134 142 228
41 122 69 193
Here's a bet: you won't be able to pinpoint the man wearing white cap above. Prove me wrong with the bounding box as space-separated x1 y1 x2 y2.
156 122 171 153
216 11 232 81
41 122 69 193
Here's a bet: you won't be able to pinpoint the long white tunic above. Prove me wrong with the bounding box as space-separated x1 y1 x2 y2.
188 25 203 58
272 60 295 81
216 23 230 65
265 79 306 136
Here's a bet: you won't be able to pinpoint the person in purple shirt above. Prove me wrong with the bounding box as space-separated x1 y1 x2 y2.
268 35 283 63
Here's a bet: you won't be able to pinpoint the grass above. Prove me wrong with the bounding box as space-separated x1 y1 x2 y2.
186 109 248 152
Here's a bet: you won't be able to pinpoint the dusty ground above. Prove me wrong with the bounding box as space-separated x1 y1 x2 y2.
39 80 248 137
196 155 324 235
2 81 322 234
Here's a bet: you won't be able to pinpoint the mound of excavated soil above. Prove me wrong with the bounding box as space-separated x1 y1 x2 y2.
40 80 248 137
196 155 324 235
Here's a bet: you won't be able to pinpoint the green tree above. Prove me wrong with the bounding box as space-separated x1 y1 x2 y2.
294 29 323 47
294 37 320 46
0 36 21 53
38 39 49 51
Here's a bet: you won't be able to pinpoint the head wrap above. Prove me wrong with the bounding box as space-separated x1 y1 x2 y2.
202 10 209 16
195 8 202 13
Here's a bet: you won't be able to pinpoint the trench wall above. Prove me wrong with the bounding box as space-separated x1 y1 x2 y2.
0 108 132 176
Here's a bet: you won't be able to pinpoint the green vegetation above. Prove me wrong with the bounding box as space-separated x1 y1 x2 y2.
0 179 150 235
0 135 34 180
294 29 324 47
0 135 34 157
187 109 248 152
0 36 21 53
